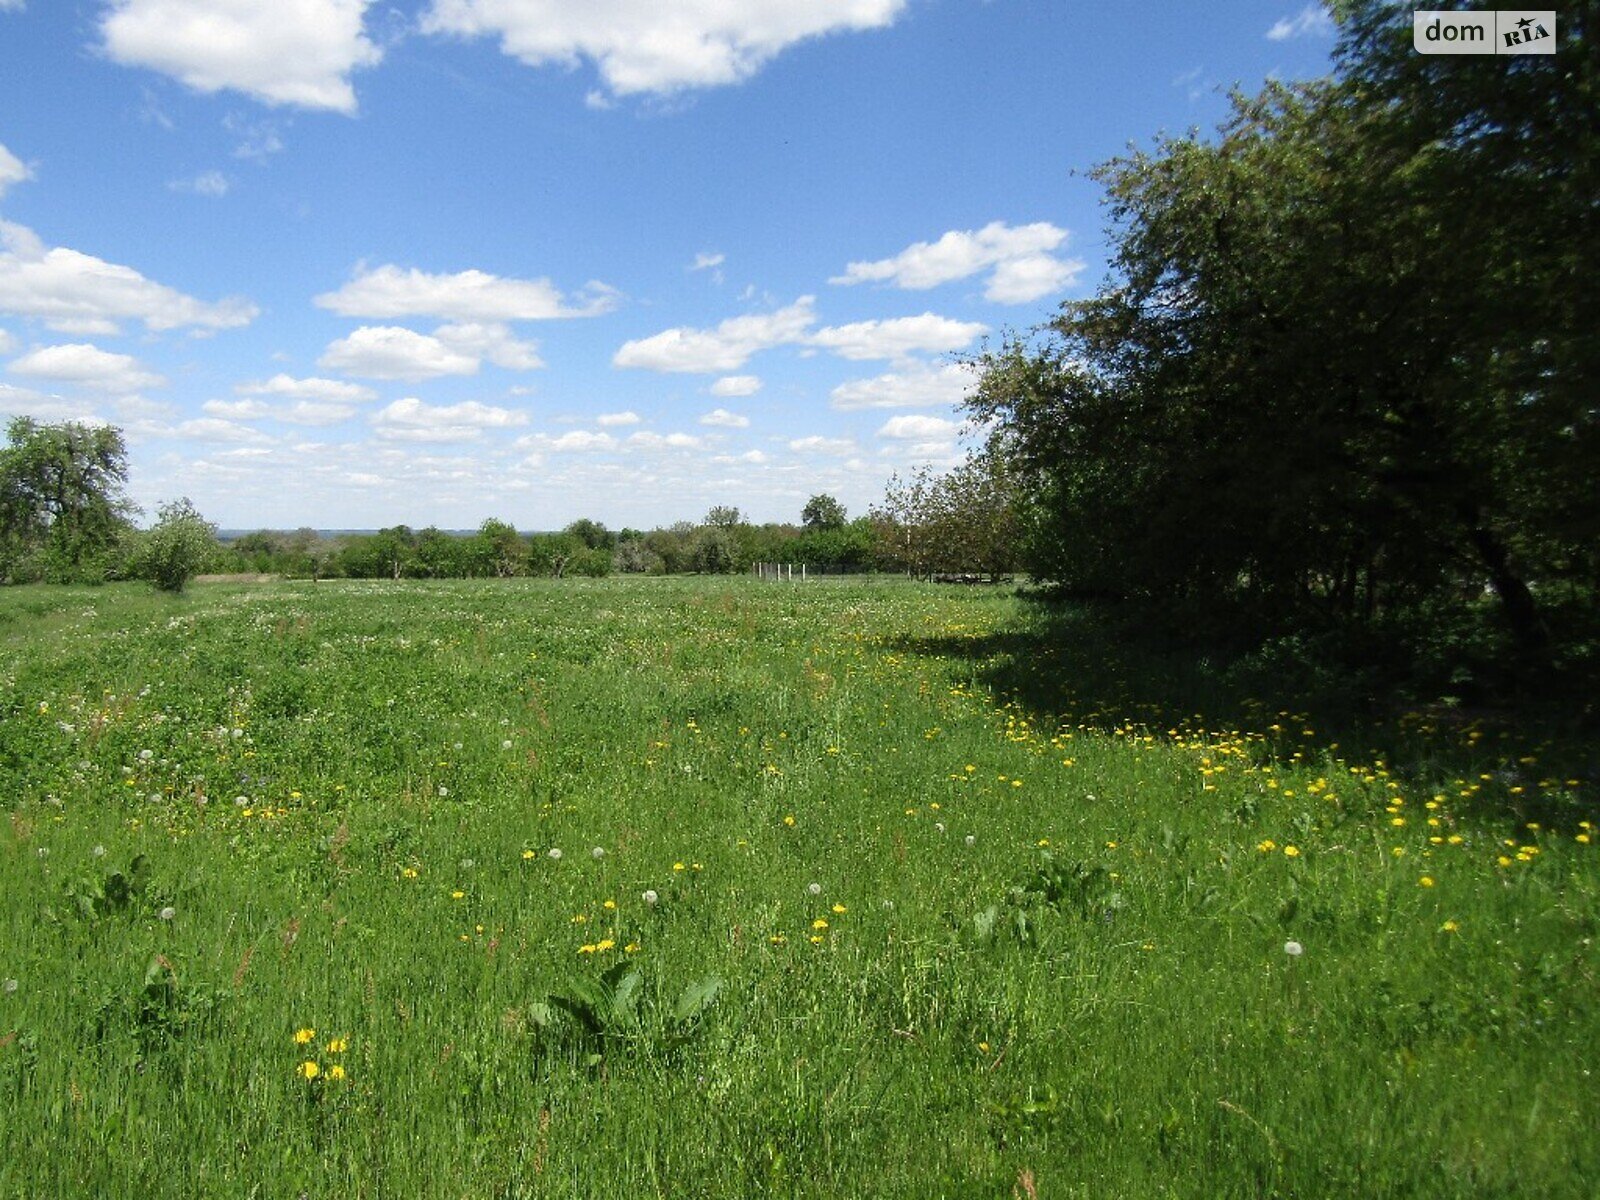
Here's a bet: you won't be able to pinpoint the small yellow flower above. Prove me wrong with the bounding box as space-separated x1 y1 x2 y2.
594 938 616 952
812 918 828 930
327 1064 346 1081
325 1037 347 1053
578 943 597 954
783 815 796 827
1419 876 1434 888
294 1028 315 1045
521 849 535 860
603 899 616 910
769 935 787 945
624 942 641 953
1283 845 1300 858
831 903 847 914
673 862 686 872
1257 839 1277 853
1037 839 1050 848
298 1060 320 1080
401 867 419 878
1440 920 1459 933
809 935 824 945
978 1041 991 1053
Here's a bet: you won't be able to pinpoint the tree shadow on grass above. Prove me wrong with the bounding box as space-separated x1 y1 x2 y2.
888 595 1599 829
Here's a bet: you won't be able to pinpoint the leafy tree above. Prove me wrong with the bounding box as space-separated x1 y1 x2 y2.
135 498 217 594
0 417 135 583
968 2 1596 661
565 518 615 552
473 519 526 577
691 526 739 574
703 505 742 529
801 493 847 530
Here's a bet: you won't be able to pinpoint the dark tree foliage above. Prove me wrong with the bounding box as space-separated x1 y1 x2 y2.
968 1 1596 671
801 493 847 530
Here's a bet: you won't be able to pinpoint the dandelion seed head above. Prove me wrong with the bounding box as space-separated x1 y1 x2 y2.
642 889 658 906
591 847 605 860
964 834 977 847
158 906 175 921
1284 940 1304 957
807 882 822 896
547 847 563 860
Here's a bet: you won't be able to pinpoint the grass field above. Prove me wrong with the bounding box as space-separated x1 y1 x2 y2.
0 576 1594 1197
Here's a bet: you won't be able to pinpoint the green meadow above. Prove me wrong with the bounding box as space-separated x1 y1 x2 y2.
0 577 1594 1197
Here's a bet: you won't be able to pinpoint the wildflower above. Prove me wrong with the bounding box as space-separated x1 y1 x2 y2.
624 942 640 953
642 889 659 906
501 740 513 750
964 835 976 847
1284 940 1304 957
92 845 106 858
158 906 175 921
978 1041 991 1053
401 866 419 878
547 848 563 861
809 935 824 945
1283 846 1300 858
294 1028 315 1044
603 899 616 911
1037 839 1050 848
325 1038 347 1053
783 815 796 827
831 903 847 914
327 1064 346 1081
521 850 535 860
1419 876 1435 888
812 918 828 930
2 979 17 994
1440 920 1459 933
673 862 686 872
298 1061 320 1080
592 847 605 860
1257 839 1277 853
451 890 465 900
807 882 822 897
438 787 449 798
769 935 787 945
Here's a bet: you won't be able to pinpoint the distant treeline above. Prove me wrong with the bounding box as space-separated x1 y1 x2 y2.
216 507 885 580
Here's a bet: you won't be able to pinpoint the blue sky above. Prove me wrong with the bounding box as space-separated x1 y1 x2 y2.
0 0 1337 531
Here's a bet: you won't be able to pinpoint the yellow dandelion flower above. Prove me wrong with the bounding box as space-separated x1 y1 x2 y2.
673 862 686 872
1419 876 1434 887
809 935 824 945
603 899 617 910
325 1037 348 1054
624 942 641 953
812 918 828 930
783 815 796 827
294 1028 315 1045
327 1064 346 1081
521 849 535 860
1283 845 1300 858
594 938 616 952
831 903 847 914
578 943 597 954
769 935 787 945
1257 839 1277 853
1440 920 1459 932
450 890 464 900
297 1061 320 1080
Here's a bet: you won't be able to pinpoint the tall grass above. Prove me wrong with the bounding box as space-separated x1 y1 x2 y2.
0 577 1593 1197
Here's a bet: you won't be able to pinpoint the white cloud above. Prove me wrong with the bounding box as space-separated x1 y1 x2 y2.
877 413 960 440
711 449 768 465
0 2 26 12
168 170 230 197
204 397 356 425
810 313 986 361
421 0 907 98
100 0 383 114
0 142 31 199
225 114 286 161
318 326 479 380
0 220 258 335
237 373 377 403
690 251 725 272
831 221 1085 304
788 435 855 456
709 374 761 397
596 410 640 426
518 429 618 452
830 361 974 410
699 408 748 428
315 264 619 321
614 297 814 373
1267 5 1333 41
627 430 701 451
433 322 544 370
8 343 165 392
0 381 102 424
173 416 275 444
370 396 528 442
0 328 12 354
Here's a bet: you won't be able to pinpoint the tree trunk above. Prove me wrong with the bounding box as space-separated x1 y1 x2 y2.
1461 513 1547 664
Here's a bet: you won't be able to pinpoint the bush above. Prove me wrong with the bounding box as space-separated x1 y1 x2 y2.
135 498 217 594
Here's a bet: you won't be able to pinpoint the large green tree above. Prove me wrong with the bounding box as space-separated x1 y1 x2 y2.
969 1 1595 659
0 417 135 583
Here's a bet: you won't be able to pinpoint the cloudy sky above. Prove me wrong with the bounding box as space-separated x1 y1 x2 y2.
0 1 1335 531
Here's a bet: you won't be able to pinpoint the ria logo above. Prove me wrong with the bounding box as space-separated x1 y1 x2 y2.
1414 10 1557 54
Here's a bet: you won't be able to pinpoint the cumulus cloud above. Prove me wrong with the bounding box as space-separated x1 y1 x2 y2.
8 343 165 392
0 328 12 355
1267 4 1333 41
370 396 528 442
0 220 258 335
173 416 275 444
627 430 701 451
699 408 749 428
830 361 974 410
420 0 907 98
614 297 815 373
203 397 356 425
518 429 618 453
788 435 855 456
316 264 619 321
831 220 1084 304
596 410 640 427
0 142 31 199
433 322 544 370
877 413 960 440
690 251 725 272
711 449 768 465
100 0 383 113
237 373 377 403
810 314 986 362
709 374 761 397
319 326 477 380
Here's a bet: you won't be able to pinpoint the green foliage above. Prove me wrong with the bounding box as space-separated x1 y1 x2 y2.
529 962 724 1060
970 2 1597 672
801 493 847 530
133 498 218 593
0 417 134 583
